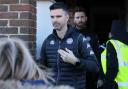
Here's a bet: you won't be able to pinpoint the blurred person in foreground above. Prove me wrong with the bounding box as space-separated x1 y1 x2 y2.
0 37 74 89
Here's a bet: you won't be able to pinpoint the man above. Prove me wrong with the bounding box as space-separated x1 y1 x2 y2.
40 2 99 89
101 20 128 89
74 7 100 89
74 7 100 61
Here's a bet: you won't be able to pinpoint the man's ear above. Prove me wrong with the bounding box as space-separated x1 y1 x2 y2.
66 14 69 22
85 16 88 21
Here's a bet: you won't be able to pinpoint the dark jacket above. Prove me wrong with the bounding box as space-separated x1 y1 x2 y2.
79 28 100 89
79 28 100 60
40 25 99 89
103 20 128 89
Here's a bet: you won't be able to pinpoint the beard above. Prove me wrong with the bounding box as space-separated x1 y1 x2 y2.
77 22 85 27
53 22 61 31
75 21 86 29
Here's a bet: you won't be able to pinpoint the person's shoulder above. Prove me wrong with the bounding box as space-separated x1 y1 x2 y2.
77 33 87 42
69 25 78 32
44 34 54 41
106 40 115 49
68 25 81 35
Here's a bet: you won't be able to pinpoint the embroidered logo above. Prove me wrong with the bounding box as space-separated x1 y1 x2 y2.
87 43 91 48
90 50 94 55
86 36 91 42
83 37 87 42
66 38 73 44
50 40 55 45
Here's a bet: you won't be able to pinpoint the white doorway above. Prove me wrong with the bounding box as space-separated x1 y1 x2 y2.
36 1 53 59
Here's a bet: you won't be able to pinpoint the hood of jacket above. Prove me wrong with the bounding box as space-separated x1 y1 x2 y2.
110 20 128 45
52 24 79 40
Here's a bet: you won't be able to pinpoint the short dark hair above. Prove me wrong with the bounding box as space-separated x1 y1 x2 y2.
49 2 69 13
74 7 87 16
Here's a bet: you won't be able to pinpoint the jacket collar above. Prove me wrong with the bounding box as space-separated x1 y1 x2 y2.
52 25 77 40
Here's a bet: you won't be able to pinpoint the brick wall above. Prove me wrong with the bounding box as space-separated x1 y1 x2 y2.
0 0 36 57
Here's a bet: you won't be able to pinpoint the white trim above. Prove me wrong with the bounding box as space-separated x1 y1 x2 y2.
118 82 128 86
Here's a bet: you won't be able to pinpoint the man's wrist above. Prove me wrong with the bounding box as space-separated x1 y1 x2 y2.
74 58 80 66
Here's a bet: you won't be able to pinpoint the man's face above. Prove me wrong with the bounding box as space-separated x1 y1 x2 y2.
50 9 69 31
74 12 87 29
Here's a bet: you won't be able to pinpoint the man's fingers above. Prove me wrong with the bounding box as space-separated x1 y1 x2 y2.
58 49 65 54
58 49 67 57
60 55 64 60
65 48 72 54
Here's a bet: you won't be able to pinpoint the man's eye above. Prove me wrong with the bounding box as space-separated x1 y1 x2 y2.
51 16 54 18
81 16 85 18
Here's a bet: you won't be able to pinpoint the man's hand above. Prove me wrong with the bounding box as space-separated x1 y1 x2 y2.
58 48 79 65
97 79 104 88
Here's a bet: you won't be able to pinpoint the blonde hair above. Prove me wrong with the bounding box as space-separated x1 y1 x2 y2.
0 37 49 83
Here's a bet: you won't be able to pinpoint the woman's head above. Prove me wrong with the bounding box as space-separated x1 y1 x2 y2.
111 20 126 37
0 37 48 81
0 37 74 89
110 20 128 45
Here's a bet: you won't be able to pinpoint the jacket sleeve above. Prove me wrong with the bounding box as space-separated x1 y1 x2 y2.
75 34 99 73
103 41 119 89
39 39 48 66
92 34 100 61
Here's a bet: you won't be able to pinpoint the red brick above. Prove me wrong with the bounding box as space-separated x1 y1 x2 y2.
20 0 36 7
0 35 8 38
0 5 8 12
0 0 37 57
0 12 18 19
10 20 35 27
0 27 18 34
20 27 36 34
0 20 8 26
20 12 36 20
0 0 18 4
10 34 35 41
20 0 30 4
10 5 36 13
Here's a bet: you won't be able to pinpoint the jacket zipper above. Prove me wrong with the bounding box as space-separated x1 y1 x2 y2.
56 40 61 85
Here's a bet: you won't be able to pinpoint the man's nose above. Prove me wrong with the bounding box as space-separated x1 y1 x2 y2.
78 17 82 21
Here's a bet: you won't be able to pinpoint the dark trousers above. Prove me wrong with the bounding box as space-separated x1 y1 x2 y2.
86 72 98 89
